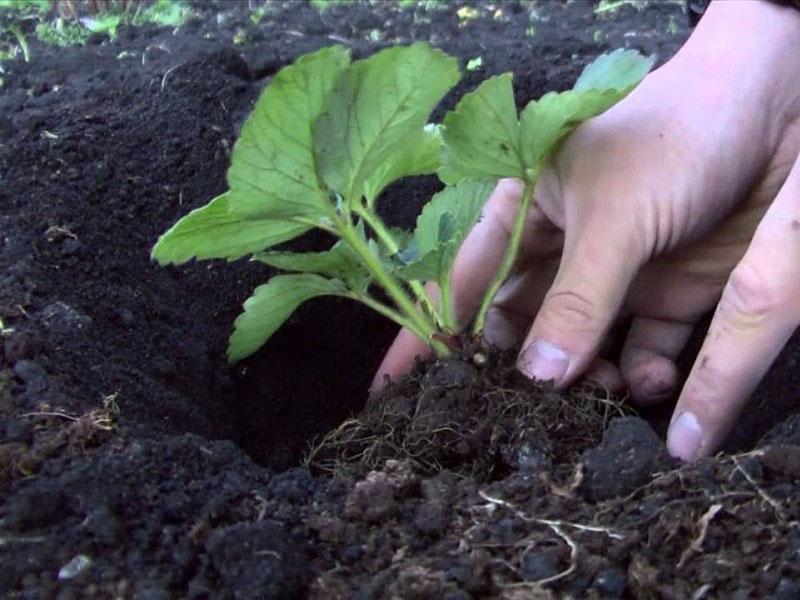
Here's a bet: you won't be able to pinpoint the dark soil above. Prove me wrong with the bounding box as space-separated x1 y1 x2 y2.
2 1 800 598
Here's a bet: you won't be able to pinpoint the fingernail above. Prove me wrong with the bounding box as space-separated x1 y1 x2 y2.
519 340 569 384
368 373 388 396
667 411 703 461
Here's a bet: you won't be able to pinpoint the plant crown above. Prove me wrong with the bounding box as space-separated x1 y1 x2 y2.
152 43 653 363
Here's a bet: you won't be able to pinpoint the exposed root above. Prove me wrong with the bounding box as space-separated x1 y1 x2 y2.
478 491 624 540
732 454 786 521
677 503 723 569
3 393 120 485
478 490 624 588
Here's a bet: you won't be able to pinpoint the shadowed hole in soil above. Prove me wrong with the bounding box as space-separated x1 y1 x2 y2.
221 175 444 470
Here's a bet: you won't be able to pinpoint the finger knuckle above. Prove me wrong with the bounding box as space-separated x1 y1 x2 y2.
541 289 600 333
687 354 726 398
719 261 789 326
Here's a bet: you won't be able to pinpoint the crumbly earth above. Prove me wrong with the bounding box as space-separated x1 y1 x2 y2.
2 1 800 598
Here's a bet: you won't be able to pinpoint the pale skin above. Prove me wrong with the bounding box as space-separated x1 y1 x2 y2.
373 0 800 461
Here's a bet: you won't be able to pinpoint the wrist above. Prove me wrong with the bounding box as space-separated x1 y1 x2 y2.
665 0 800 153
683 0 800 60
675 1 800 114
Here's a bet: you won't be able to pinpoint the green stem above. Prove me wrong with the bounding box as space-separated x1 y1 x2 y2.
472 175 537 335
350 292 428 339
359 286 450 357
337 220 449 356
354 204 440 323
354 205 399 252
438 275 457 333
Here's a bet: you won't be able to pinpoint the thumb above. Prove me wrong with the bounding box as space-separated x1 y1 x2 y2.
517 208 644 387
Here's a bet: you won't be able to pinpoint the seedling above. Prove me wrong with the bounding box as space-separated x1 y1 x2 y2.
81 13 122 39
0 0 49 13
35 17 90 47
26 0 189 49
309 0 349 12
0 22 29 62
0 1 39 64
249 5 267 26
132 0 189 27
152 43 652 363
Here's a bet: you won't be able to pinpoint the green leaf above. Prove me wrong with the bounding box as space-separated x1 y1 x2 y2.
396 179 495 282
228 274 346 362
227 45 351 220
519 88 626 168
151 193 310 265
363 123 443 205
439 73 524 184
133 0 190 27
520 50 653 167
441 50 653 184
254 241 370 291
313 42 460 203
574 48 655 92
395 240 458 281
413 179 495 254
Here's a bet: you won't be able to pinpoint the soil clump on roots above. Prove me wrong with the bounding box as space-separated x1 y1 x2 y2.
308 349 630 482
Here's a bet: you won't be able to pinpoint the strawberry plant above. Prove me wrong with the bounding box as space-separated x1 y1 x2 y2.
152 43 652 363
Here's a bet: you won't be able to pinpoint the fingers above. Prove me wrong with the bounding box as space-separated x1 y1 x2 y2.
585 357 625 393
371 326 432 392
667 156 800 461
619 316 694 405
517 198 645 387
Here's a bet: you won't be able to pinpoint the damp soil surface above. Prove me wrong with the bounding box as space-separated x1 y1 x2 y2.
3 1 800 598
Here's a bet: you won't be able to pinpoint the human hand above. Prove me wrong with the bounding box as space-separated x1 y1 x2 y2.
373 0 800 461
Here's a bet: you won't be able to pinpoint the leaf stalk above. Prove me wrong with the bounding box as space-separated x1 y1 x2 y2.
438 274 457 333
472 173 538 335
336 218 449 356
354 203 441 324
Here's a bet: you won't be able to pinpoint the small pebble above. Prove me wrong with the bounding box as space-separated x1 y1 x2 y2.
3 330 42 364
773 578 800 600
521 551 560 582
13 360 49 394
594 568 626 597
2 417 31 445
58 554 92 580
59 238 81 257
114 308 135 326
472 352 487 366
